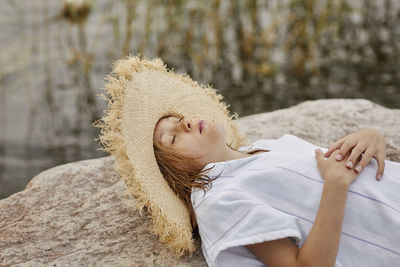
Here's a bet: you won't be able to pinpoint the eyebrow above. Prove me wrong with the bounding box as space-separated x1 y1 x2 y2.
159 116 172 142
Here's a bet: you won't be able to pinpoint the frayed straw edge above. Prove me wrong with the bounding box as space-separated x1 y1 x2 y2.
93 53 197 258
92 53 248 258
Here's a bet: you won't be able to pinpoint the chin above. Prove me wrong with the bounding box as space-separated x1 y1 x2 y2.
215 125 227 144
212 121 224 134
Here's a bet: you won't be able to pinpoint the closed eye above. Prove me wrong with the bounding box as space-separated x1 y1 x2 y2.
172 117 184 144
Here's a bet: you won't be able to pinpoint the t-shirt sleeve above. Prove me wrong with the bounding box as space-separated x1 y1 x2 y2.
194 188 302 265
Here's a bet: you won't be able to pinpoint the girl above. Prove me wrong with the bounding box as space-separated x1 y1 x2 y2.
153 115 399 267
96 55 398 266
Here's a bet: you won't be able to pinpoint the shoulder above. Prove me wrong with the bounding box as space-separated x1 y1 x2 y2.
257 134 318 150
192 187 266 217
250 134 302 145
241 135 302 151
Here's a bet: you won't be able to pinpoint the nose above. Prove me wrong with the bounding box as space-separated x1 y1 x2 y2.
178 118 192 132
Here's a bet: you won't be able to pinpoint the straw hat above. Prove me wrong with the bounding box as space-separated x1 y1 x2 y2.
94 54 248 258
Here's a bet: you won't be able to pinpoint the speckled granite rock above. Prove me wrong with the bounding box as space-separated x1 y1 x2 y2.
237 98 400 162
0 98 399 266
0 156 206 267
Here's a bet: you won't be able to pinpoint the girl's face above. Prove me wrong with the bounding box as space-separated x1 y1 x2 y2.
153 115 227 169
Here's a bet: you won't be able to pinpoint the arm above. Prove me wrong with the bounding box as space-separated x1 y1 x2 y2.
246 179 349 267
246 149 360 267
295 178 349 267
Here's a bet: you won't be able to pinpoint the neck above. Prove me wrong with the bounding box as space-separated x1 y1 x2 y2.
218 145 252 162
199 144 267 169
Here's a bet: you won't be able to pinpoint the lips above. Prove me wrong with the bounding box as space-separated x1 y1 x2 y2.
199 120 204 134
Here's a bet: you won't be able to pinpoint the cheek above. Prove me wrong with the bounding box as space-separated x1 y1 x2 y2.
212 123 226 141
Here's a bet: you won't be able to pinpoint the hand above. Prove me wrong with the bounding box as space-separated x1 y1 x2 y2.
324 128 386 181
315 149 362 185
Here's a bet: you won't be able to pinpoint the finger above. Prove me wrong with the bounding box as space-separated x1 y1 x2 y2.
315 149 323 159
336 140 357 161
324 139 344 157
375 152 385 181
315 149 325 166
353 149 374 174
345 143 368 170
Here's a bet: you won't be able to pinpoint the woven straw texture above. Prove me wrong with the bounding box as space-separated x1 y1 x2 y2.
94 54 248 258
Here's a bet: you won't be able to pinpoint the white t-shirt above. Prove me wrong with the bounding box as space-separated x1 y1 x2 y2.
191 134 400 267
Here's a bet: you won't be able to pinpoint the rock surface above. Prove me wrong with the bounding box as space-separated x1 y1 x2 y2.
0 156 206 267
1 99 399 266
237 98 400 162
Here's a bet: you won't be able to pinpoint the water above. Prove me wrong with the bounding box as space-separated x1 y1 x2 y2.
1 0 399 199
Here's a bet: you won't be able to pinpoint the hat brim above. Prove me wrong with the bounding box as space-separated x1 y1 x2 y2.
95 54 248 258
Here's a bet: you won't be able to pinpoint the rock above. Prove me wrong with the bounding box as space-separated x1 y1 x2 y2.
0 156 206 266
237 98 400 162
1 99 399 266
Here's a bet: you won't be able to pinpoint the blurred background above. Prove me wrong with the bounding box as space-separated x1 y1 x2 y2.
1 0 399 199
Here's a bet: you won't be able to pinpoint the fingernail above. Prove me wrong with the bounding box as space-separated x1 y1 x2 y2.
346 161 353 168
377 174 382 181
355 165 362 173
336 154 342 160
